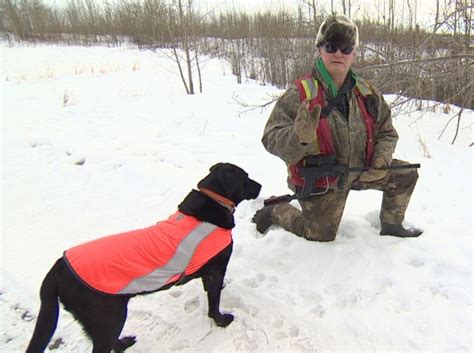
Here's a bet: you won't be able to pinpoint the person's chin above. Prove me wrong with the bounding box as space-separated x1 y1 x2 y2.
328 63 347 74
330 61 346 67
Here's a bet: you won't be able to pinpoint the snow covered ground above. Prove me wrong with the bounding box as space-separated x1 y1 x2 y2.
1 43 472 352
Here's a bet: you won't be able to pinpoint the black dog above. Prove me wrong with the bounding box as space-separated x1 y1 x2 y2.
26 163 261 353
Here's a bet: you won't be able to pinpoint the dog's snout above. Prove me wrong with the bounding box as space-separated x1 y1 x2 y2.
247 179 262 199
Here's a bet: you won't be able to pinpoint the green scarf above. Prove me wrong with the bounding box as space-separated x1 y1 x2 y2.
315 57 358 98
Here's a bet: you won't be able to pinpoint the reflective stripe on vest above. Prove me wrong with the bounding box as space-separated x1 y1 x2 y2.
118 221 217 294
64 212 232 295
291 74 376 188
300 78 318 103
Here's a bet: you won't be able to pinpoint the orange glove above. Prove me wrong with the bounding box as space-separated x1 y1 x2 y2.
359 157 388 182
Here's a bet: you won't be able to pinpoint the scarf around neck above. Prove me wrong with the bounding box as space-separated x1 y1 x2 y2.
315 57 358 98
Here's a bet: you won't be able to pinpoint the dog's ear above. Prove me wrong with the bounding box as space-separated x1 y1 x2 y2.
199 163 260 204
216 164 258 203
197 167 221 192
198 163 226 193
198 164 243 202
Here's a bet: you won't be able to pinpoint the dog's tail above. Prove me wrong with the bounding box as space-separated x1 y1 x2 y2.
26 260 61 353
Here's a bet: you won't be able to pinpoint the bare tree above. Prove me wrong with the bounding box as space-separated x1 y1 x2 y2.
2 0 472 110
340 0 353 17
299 0 318 30
165 0 200 94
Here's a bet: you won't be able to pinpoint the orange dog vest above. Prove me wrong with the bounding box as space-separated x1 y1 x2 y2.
64 211 232 295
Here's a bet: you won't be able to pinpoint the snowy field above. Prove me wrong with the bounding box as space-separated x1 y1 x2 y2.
1 43 472 352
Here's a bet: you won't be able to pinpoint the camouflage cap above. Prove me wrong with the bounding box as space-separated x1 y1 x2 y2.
316 14 359 48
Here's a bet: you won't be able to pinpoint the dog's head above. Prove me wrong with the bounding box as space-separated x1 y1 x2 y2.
197 163 261 206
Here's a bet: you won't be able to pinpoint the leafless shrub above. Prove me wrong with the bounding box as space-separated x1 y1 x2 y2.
1 0 472 109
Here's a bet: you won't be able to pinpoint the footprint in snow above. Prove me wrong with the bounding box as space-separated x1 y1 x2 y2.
168 289 183 298
287 325 300 337
310 303 326 318
242 277 259 288
74 158 86 166
272 319 284 329
171 339 190 351
408 257 425 268
363 210 381 229
184 296 200 313
242 273 274 289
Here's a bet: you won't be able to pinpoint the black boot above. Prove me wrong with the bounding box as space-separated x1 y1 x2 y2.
380 222 423 238
252 205 275 233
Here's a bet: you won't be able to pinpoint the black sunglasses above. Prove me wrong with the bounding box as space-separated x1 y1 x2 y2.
322 42 354 55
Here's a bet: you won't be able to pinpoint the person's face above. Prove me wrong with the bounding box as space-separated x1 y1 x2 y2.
319 42 356 79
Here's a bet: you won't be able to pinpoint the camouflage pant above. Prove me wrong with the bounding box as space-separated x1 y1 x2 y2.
271 159 419 241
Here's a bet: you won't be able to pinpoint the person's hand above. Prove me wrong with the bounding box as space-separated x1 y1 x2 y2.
359 158 388 182
294 100 321 144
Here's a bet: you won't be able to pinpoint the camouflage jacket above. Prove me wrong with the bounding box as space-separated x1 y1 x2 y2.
261 68 399 189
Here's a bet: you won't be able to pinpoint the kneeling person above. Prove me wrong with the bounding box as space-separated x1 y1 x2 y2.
253 14 422 241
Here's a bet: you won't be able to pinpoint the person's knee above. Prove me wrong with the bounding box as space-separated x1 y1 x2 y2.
411 168 419 183
314 232 337 242
304 224 338 242
390 166 418 190
394 160 419 183
304 233 336 242
402 168 419 189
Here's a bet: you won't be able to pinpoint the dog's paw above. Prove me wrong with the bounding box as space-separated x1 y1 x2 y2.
113 336 137 352
212 313 234 327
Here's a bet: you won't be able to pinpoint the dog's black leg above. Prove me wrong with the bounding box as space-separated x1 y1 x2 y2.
200 244 234 327
90 303 128 353
113 336 137 352
53 262 131 353
26 263 61 353
202 270 234 327
90 320 127 353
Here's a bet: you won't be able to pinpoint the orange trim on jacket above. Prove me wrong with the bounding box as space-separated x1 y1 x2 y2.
64 211 232 295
